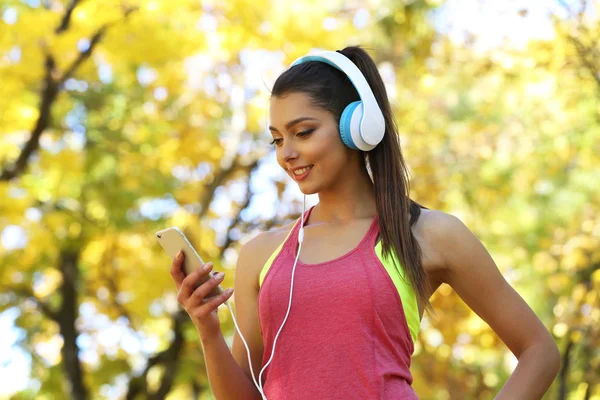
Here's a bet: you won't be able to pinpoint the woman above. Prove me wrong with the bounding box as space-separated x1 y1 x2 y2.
170 46 560 399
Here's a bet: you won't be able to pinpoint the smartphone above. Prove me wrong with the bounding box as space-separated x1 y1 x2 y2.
156 227 223 297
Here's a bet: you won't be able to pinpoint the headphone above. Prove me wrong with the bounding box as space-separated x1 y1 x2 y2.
290 50 386 152
225 50 386 400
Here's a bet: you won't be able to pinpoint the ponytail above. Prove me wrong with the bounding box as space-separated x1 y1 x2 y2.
339 46 431 314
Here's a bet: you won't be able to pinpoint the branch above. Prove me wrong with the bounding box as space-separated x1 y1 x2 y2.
559 0 588 23
584 382 594 400
558 0 575 18
126 310 187 400
58 4 138 84
150 311 186 399
220 158 261 255
10 286 58 321
55 0 81 34
558 335 573 400
33 198 105 228
567 35 600 89
230 214 297 237
58 25 107 85
0 54 59 181
198 155 242 218
191 380 202 399
105 272 134 324
98 240 135 326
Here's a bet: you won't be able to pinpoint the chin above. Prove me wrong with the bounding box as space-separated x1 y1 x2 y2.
298 185 319 195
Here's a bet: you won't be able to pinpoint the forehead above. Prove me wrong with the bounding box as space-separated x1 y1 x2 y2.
269 92 320 119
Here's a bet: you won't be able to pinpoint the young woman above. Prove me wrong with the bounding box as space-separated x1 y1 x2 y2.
170 46 560 399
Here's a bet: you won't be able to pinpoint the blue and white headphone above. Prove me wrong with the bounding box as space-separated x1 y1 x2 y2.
290 50 386 151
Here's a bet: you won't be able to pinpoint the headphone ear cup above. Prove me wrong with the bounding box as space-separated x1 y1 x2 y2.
340 101 376 151
339 101 362 150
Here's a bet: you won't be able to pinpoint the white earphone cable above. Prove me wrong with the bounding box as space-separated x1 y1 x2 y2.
223 195 307 400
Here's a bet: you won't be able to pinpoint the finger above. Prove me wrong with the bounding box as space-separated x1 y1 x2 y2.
194 287 234 317
188 271 225 308
170 250 186 290
180 262 213 301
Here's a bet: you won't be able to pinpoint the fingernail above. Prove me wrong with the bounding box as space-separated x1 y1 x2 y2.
226 288 233 295
177 250 183 259
203 263 212 271
214 272 224 280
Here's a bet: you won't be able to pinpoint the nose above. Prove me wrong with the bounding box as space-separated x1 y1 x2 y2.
281 140 299 164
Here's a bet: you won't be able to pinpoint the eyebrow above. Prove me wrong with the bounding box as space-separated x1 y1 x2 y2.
269 117 318 133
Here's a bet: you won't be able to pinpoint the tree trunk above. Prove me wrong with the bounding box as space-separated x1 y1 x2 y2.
58 249 88 400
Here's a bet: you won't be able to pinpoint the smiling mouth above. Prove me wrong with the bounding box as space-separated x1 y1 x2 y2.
292 165 313 175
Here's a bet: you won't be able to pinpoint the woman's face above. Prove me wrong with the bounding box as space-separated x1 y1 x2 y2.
269 92 355 194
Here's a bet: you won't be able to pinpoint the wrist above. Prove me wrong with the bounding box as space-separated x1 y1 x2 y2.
198 327 223 346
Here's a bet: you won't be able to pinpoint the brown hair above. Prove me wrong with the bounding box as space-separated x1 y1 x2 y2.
272 45 431 313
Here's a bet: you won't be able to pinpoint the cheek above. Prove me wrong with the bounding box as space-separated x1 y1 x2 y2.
276 156 287 173
274 128 342 171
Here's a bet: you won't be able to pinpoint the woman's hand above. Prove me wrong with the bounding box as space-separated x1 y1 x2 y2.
170 251 234 341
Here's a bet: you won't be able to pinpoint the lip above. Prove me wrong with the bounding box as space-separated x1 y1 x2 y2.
291 165 313 181
290 165 313 173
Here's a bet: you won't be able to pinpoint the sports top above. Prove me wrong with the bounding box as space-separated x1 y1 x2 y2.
256 204 420 399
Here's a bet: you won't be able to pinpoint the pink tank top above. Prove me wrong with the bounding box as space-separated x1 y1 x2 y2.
257 205 418 399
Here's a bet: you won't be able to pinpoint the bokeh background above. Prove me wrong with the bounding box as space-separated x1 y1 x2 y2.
1 0 599 399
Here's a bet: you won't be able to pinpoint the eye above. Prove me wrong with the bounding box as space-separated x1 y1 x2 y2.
297 128 315 137
269 129 315 147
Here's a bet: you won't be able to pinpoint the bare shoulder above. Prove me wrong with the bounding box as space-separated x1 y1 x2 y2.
412 208 465 276
414 208 464 239
237 220 296 291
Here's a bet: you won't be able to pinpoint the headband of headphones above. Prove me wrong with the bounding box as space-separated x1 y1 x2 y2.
290 50 385 149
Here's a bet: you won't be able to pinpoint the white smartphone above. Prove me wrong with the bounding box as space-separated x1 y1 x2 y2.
156 227 223 297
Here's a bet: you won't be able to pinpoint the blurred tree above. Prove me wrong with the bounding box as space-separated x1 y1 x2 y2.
1 0 598 399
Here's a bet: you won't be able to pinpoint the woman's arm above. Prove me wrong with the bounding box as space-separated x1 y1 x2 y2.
432 212 560 399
